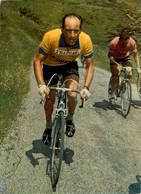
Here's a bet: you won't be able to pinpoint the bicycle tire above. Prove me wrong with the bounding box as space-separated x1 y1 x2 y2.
121 80 132 117
108 78 112 102
136 73 141 99
51 111 65 187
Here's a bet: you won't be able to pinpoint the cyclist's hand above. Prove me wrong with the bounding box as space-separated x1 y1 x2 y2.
116 63 121 71
80 89 90 100
38 84 50 100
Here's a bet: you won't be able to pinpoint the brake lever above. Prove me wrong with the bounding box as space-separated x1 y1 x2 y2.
79 99 85 108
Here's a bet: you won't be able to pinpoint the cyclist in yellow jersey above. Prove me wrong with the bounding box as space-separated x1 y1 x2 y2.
33 13 94 144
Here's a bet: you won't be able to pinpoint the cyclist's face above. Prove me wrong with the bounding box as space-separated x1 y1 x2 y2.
61 17 81 46
120 38 130 47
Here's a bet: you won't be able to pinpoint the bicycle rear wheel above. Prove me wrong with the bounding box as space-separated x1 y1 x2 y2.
136 73 141 99
51 111 65 188
121 80 132 117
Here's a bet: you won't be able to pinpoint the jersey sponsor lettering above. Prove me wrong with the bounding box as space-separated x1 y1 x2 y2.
55 48 81 56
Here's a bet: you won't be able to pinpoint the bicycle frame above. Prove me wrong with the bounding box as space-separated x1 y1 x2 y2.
50 88 67 148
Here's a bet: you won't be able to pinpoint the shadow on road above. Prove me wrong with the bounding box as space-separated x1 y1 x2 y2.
26 139 74 190
128 175 141 194
131 100 141 109
93 99 114 111
128 183 140 194
25 139 74 168
93 99 131 118
25 139 51 168
63 147 74 165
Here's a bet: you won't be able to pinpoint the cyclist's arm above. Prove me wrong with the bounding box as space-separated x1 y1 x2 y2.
34 51 50 99
84 56 94 90
33 51 46 86
132 49 140 68
108 52 121 71
108 52 119 66
132 49 140 73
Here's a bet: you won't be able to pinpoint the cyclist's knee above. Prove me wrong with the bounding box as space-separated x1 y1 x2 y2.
124 60 132 67
127 73 132 79
67 92 77 102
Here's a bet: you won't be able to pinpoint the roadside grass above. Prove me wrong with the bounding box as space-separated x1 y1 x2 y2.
0 2 39 140
0 0 141 142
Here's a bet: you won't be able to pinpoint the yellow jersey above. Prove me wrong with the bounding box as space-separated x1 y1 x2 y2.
39 28 93 66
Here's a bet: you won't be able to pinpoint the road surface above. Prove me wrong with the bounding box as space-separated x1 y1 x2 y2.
0 63 141 194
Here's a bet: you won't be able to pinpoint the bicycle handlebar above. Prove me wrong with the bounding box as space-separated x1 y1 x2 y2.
119 66 140 76
49 87 80 94
40 86 85 108
121 66 138 71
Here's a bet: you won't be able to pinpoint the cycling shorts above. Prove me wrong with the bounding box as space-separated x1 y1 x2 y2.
110 56 131 66
43 61 79 86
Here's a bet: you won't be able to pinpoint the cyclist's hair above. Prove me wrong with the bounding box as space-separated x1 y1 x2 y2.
119 30 130 40
62 13 83 29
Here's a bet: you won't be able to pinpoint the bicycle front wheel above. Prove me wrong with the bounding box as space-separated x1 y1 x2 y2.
51 111 65 188
108 78 112 101
121 80 132 117
136 73 141 99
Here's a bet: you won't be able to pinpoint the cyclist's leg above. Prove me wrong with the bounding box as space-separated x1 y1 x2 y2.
65 74 79 116
42 65 59 144
62 61 79 117
64 74 79 137
43 64 59 123
63 61 79 137
123 59 133 79
43 91 56 144
110 64 119 95
44 90 56 123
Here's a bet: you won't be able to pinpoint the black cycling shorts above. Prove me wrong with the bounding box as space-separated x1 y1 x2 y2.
43 61 79 86
110 56 131 66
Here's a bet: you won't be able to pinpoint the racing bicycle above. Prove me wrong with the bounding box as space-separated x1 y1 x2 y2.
108 66 139 117
41 74 84 188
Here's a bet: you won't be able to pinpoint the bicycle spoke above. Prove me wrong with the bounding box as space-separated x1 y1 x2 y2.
121 81 132 117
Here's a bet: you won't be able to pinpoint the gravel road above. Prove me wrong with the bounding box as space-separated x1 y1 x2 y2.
0 61 141 194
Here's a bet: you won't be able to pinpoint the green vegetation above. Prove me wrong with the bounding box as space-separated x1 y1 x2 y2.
0 0 141 142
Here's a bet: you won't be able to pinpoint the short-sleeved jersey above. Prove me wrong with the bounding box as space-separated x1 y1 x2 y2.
39 28 93 66
109 36 137 59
